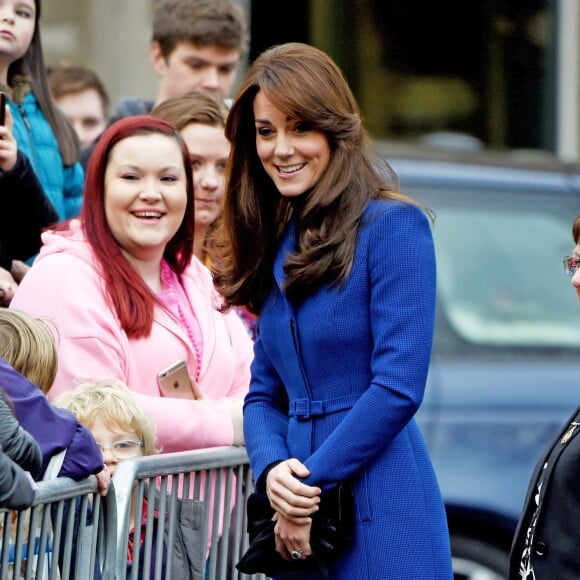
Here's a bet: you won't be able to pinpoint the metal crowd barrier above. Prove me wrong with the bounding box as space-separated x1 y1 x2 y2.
1 447 268 579
0 475 116 580
111 446 267 580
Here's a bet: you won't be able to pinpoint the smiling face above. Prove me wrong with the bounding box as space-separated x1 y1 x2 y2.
253 91 331 199
179 122 229 232
104 133 188 267
0 0 35 84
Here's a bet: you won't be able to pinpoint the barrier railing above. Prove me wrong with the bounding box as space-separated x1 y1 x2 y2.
111 446 266 580
1 448 267 580
0 475 116 579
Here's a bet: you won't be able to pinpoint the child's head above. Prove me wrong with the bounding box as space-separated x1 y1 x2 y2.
5 0 80 165
0 307 58 393
52 379 159 474
151 0 248 100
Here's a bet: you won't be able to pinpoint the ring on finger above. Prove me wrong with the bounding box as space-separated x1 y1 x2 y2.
291 549 303 560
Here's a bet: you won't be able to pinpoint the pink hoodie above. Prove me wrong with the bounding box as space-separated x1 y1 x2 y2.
11 224 254 453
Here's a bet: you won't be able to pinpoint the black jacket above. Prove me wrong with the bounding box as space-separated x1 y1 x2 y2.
0 151 58 269
509 405 580 579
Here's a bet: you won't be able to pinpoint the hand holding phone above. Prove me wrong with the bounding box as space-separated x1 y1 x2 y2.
157 360 196 399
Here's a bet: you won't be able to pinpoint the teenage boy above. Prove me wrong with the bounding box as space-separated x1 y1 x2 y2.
82 0 248 168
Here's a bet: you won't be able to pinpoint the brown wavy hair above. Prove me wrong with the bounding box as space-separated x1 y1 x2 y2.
212 42 423 313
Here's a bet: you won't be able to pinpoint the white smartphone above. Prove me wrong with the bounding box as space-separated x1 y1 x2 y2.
157 360 195 399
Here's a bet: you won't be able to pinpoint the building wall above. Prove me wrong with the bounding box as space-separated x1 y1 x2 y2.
39 0 580 159
41 0 248 113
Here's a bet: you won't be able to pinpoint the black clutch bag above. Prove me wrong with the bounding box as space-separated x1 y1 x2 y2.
235 481 355 578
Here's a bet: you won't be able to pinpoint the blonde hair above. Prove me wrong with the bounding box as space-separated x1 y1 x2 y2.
0 308 58 393
52 379 159 456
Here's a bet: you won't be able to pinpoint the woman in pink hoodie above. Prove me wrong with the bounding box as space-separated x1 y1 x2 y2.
11 115 253 453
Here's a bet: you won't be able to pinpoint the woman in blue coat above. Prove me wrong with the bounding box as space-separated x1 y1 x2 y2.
212 42 453 579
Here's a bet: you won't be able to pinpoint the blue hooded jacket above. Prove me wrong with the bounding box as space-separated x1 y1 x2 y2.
8 91 84 221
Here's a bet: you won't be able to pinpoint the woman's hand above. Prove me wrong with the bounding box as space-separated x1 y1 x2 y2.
267 459 321 524
274 511 313 561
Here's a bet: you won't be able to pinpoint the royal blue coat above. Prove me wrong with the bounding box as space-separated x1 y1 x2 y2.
243 200 453 579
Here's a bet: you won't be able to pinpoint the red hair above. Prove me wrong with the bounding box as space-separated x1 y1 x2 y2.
81 115 195 338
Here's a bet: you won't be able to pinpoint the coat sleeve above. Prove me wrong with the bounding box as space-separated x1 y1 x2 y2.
242 332 292 484
0 392 43 478
0 357 104 480
0 445 37 509
0 151 58 265
302 204 436 487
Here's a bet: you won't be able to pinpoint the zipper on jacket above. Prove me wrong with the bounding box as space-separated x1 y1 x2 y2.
18 104 31 131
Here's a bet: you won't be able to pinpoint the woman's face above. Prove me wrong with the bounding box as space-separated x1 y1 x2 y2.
179 122 229 230
253 91 330 198
104 133 188 265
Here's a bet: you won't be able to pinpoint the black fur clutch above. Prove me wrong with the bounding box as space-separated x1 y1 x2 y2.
235 481 355 578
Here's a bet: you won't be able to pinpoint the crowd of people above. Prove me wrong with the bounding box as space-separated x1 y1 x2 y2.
3 0 578 578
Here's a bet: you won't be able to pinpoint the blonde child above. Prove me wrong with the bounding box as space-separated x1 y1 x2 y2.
53 379 206 578
0 307 57 393
0 308 109 489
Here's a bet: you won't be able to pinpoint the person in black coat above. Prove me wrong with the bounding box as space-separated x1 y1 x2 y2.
0 387 42 509
509 214 580 579
0 101 58 305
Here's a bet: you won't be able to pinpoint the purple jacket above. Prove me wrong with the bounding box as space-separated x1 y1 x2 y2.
0 357 103 480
